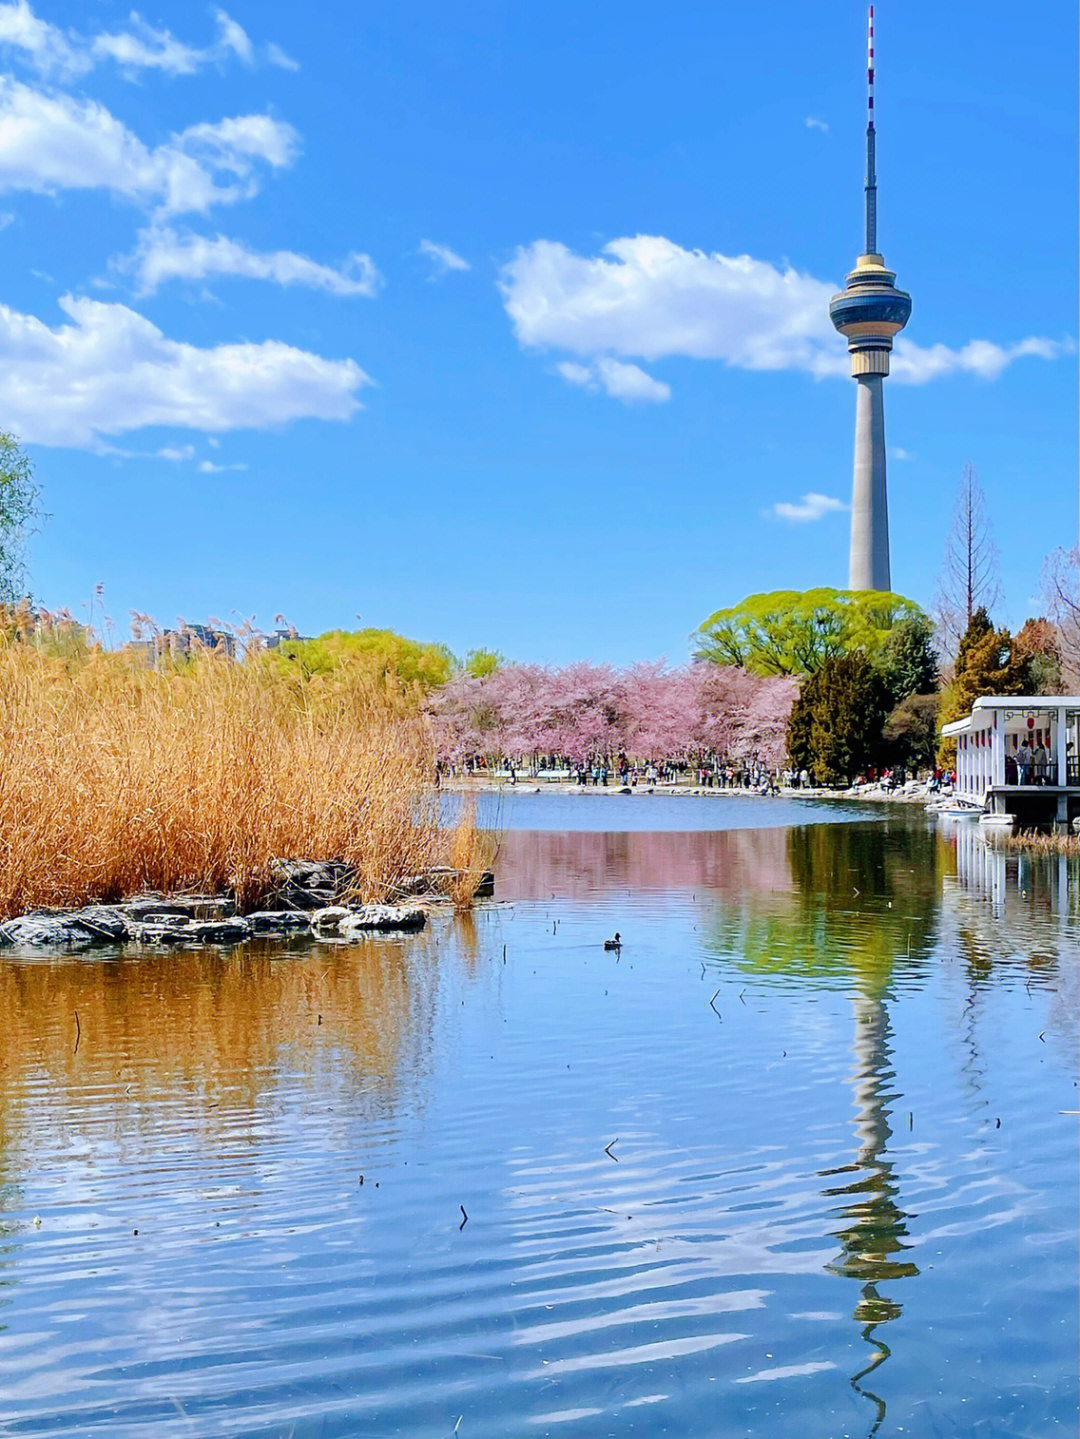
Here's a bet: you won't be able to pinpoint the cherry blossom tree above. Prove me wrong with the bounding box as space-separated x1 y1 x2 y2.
428 661 798 770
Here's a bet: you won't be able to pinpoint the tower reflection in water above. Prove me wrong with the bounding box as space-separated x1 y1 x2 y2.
779 823 932 1439
821 991 917 1436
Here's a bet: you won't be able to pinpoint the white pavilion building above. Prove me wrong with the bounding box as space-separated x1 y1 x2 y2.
942 696 1080 827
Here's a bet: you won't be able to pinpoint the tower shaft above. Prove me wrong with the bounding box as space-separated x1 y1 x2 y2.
849 376 890 591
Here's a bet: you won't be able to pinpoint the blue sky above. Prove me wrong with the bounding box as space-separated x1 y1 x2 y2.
0 0 1075 663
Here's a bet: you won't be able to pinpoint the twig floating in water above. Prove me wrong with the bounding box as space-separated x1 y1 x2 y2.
709 990 722 1020
738 989 746 1005
459 1205 468 1230
73 1009 80 1055
604 1138 619 1162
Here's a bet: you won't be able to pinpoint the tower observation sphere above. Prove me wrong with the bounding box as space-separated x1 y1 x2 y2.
829 5 911 592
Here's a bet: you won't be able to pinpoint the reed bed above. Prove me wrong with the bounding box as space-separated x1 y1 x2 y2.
0 635 486 918
1000 829 1080 857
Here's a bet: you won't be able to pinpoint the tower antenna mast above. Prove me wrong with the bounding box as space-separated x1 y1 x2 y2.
865 5 877 254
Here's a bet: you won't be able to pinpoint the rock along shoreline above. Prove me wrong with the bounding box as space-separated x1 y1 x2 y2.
0 859 495 953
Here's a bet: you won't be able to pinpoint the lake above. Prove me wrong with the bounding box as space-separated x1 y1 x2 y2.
0 795 1076 1436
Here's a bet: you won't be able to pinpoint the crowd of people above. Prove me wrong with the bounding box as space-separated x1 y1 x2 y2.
436 753 784 792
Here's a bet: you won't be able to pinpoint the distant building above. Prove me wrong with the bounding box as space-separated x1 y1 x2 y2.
123 622 237 666
160 623 237 660
123 639 157 667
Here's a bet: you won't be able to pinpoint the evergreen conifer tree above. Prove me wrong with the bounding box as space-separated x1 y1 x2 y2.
786 653 888 786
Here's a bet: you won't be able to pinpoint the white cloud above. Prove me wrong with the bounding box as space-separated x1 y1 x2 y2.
805 116 829 133
769 492 848 523
890 334 1073 383
890 445 914 461
0 2 294 79
198 458 248 473
127 226 381 297
501 235 837 372
500 234 1068 397
0 294 371 448
556 356 670 404
418 238 470 278
91 20 211 77
266 43 299 72
213 9 253 65
0 78 298 215
95 441 199 460
0 0 85 78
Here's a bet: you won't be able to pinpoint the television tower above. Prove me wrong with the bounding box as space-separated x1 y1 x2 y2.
829 6 911 592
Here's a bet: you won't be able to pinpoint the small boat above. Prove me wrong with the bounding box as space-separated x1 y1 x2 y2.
603 932 622 951
935 800 984 819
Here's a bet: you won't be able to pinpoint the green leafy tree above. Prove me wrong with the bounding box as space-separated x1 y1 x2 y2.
268 628 456 691
0 434 41 603
464 648 503 678
694 588 928 678
786 652 889 785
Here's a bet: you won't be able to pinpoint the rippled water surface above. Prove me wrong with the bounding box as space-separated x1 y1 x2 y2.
0 802 1076 1436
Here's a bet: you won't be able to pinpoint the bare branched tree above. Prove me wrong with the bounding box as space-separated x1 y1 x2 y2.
933 464 1001 662
1041 546 1080 688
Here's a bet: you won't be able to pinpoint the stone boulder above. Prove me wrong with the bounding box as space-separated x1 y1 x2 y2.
268 859 356 910
123 895 236 922
340 905 426 935
129 916 252 945
247 911 316 935
391 867 494 900
309 906 354 935
0 906 130 948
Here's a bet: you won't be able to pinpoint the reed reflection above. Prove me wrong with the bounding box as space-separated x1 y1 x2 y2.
0 934 446 1157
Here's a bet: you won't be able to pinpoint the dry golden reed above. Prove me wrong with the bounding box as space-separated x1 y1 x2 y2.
0 635 485 917
1001 829 1080 856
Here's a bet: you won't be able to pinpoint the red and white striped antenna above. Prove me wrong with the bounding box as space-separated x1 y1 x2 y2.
865 5 878 253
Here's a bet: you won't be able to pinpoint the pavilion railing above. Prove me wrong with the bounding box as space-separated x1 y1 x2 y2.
1002 759 1080 787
